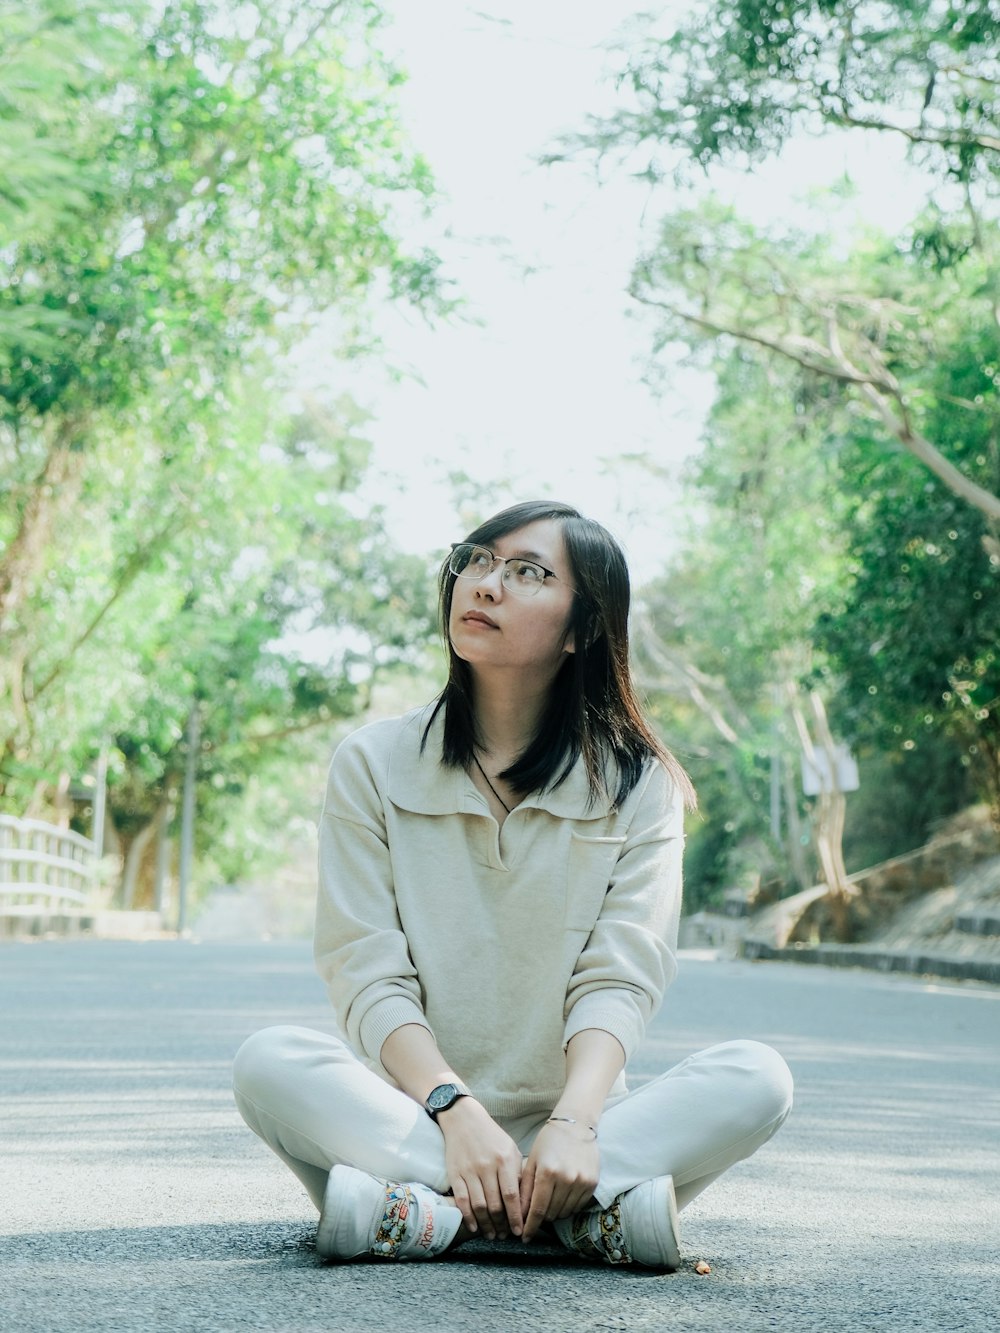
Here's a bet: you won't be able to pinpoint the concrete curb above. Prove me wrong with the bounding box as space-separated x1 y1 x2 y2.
955 911 1000 937
0 909 169 941
743 938 1000 985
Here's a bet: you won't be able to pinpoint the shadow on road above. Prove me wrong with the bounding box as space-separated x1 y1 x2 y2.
6 1221 580 1271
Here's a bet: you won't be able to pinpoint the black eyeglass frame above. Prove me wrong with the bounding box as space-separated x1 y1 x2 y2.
447 542 560 592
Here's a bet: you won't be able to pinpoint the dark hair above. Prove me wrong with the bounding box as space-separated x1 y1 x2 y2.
424 500 695 811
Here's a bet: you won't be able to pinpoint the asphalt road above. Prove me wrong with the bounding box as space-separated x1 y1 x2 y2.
1 940 997 1332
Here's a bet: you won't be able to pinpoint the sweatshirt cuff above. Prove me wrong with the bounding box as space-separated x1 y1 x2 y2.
358 997 432 1066
563 990 646 1063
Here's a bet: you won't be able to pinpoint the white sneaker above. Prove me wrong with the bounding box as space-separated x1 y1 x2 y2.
316 1164 463 1262
553 1175 680 1271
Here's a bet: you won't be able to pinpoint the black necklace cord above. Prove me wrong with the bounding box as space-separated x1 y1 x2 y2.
472 753 512 814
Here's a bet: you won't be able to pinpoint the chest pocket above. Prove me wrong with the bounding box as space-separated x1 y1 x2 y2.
564 833 627 933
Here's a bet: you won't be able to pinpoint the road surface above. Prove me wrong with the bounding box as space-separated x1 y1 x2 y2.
1 940 997 1331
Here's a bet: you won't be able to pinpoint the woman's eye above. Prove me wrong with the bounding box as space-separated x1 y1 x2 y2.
512 562 543 581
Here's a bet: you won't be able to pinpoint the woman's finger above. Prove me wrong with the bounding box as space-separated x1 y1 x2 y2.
546 1183 570 1221
499 1168 524 1238
518 1158 535 1220
522 1173 555 1241
480 1178 509 1239
466 1179 498 1239
571 1163 601 1219
481 1159 523 1238
449 1178 478 1234
557 1180 595 1219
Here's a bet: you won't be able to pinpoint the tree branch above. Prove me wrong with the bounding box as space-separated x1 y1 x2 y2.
631 287 887 386
0 418 90 637
632 289 1000 524
242 713 344 747
856 381 1000 520
634 608 751 745
825 104 1000 154
29 512 188 701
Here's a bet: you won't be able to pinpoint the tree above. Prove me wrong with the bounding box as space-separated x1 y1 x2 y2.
7 371 442 905
560 0 1000 852
0 1 145 334
560 0 999 515
624 199 1000 817
628 200 1000 520
634 349 850 906
817 314 1000 822
1 0 441 647
634 332 984 914
0 0 448 901
583 0 999 187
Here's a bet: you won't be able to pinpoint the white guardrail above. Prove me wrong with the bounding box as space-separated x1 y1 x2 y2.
0 814 99 920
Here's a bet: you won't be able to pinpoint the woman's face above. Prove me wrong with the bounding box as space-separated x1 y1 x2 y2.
448 518 577 682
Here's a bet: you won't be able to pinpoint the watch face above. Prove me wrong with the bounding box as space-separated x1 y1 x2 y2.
427 1084 460 1113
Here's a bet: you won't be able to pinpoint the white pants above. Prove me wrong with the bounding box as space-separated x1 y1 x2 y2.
232 1027 793 1213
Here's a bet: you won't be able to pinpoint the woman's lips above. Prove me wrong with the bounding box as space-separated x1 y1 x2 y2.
462 611 498 628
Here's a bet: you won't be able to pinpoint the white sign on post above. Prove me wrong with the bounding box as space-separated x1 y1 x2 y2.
801 743 859 796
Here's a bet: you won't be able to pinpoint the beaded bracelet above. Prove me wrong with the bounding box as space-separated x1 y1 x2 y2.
547 1114 598 1139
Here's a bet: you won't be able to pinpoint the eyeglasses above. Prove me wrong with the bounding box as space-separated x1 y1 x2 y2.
448 543 559 597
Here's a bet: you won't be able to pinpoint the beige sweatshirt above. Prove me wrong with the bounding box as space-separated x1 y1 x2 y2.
314 704 685 1119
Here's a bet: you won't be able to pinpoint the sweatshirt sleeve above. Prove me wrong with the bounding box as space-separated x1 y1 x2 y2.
562 762 684 1061
313 728 432 1067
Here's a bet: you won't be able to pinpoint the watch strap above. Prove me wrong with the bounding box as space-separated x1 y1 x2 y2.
424 1081 471 1120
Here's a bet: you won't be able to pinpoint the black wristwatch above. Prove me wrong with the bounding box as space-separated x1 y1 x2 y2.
424 1082 470 1120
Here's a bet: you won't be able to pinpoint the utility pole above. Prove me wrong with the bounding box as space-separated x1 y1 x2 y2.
769 683 782 842
177 703 200 936
153 798 175 920
91 748 108 860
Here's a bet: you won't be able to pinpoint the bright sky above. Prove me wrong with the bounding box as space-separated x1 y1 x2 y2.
296 0 928 587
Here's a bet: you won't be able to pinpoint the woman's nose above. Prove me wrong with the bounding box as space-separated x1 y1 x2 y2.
475 561 505 599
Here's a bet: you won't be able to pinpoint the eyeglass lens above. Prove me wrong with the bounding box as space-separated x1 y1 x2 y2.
449 545 547 595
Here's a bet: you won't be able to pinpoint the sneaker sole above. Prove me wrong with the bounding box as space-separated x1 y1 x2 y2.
627 1175 681 1270
316 1164 379 1260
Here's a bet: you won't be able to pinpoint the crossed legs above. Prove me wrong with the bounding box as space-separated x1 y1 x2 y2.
232 1026 793 1214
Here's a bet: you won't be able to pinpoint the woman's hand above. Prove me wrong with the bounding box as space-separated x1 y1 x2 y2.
438 1098 525 1240
515 1027 622 1241
377 1024 524 1238
519 1118 600 1241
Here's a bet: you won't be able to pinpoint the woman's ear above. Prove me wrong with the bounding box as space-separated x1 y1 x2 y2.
581 613 603 650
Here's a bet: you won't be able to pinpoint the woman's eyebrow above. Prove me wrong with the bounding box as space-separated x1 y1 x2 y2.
505 548 550 564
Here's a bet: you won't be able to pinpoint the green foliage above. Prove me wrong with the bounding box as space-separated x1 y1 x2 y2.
4 378 440 897
840 739 976 871
0 1 147 365
620 185 1000 834
817 316 1000 805
637 322 990 895
0 2 143 234
677 782 739 914
0 0 447 901
586 0 999 189
636 350 850 898
569 0 1000 902
0 0 441 412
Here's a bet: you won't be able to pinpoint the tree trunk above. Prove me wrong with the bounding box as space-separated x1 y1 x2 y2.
0 422 89 639
120 820 159 910
154 820 174 917
0 423 90 784
118 798 174 910
781 760 813 891
789 689 857 943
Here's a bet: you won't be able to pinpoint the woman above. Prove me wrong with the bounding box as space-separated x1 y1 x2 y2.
233 500 792 1269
